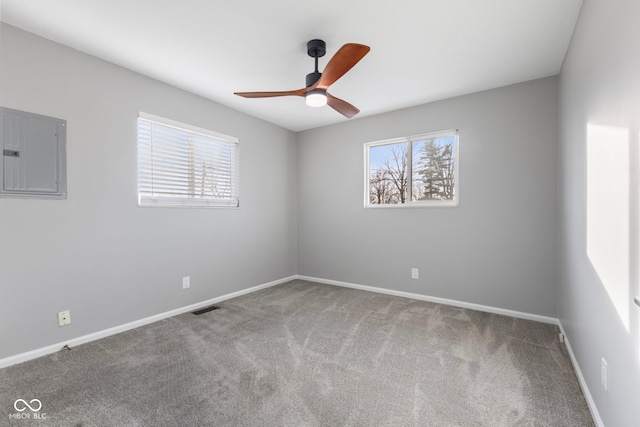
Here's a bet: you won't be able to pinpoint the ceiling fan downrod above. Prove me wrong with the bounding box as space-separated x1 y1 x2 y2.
305 39 326 88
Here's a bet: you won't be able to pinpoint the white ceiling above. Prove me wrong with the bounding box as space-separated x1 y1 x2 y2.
1 0 583 132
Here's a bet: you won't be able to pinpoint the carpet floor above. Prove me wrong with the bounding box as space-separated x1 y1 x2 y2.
0 280 594 426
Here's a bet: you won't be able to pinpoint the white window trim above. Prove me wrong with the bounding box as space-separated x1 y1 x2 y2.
364 129 459 208
137 112 239 208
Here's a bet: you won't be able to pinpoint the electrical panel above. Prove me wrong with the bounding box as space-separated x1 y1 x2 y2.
1 107 66 199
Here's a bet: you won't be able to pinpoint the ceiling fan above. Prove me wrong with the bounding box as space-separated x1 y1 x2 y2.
234 39 370 118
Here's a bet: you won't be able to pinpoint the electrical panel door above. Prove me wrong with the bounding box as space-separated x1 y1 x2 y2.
1 107 66 199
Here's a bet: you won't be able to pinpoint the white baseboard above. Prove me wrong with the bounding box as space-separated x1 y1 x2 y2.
0 275 295 369
297 275 559 325
558 324 604 427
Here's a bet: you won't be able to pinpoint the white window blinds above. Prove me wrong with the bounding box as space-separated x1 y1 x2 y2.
137 113 239 208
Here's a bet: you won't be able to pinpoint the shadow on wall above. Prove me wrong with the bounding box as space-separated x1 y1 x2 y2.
585 123 640 366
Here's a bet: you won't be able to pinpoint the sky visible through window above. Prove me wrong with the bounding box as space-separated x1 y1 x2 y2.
369 136 455 169
369 142 405 169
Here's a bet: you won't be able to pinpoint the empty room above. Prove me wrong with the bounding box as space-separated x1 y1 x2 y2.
0 0 638 426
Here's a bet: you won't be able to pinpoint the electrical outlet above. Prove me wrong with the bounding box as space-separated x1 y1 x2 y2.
58 310 71 327
182 276 190 289
601 357 608 391
411 268 419 279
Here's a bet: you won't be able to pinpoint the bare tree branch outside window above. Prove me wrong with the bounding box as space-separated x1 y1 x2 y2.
369 142 407 204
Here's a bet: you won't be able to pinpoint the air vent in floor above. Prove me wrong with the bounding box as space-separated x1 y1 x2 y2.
192 305 220 315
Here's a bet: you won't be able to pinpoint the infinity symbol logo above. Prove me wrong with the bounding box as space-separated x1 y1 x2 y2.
14 399 42 412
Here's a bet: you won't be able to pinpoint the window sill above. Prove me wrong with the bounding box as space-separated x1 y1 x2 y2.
365 201 459 208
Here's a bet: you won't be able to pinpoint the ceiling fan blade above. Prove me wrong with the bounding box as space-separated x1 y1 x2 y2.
234 88 307 98
327 93 360 118
316 43 370 90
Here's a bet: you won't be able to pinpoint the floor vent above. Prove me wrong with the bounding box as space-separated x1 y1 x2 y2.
192 305 220 315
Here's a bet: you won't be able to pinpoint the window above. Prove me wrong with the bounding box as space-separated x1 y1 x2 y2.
365 129 458 207
137 113 239 208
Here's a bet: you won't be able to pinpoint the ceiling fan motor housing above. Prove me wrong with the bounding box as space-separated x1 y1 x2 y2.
306 71 322 87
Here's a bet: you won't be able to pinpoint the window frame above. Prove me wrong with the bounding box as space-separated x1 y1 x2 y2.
364 129 459 208
137 112 239 208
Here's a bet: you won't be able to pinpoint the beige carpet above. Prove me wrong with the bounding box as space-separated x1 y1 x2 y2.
0 280 594 426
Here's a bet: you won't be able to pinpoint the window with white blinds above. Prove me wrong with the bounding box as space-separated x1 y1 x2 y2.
137 113 239 208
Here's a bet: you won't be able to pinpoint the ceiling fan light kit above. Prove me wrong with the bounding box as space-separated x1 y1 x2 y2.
305 89 327 107
234 39 370 118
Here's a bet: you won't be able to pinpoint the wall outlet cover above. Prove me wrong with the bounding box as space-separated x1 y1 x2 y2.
57 310 71 327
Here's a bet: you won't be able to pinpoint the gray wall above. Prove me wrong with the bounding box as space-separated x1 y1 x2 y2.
297 77 559 317
559 0 640 425
0 24 298 360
